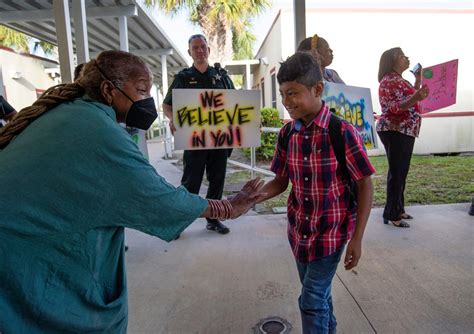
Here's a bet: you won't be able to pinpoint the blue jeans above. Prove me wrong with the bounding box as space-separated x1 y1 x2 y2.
296 247 344 334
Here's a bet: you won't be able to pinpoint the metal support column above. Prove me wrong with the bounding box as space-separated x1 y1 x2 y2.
245 62 251 90
161 54 168 97
0 65 5 96
119 16 129 52
71 0 89 65
53 0 74 83
155 84 162 121
161 54 173 158
118 15 149 159
246 62 256 178
294 0 306 49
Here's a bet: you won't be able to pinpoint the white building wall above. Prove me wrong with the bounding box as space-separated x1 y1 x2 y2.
254 12 284 116
253 4 474 154
415 115 473 154
302 8 473 116
0 48 57 111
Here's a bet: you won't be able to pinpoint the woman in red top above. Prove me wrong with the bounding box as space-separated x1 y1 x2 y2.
376 47 429 227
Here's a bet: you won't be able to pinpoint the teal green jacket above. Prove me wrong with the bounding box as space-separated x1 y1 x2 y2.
0 97 207 333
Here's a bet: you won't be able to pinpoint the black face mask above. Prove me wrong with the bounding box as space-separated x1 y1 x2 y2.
94 62 157 130
123 96 158 130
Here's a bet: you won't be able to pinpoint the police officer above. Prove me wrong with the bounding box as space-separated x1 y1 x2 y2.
163 34 235 235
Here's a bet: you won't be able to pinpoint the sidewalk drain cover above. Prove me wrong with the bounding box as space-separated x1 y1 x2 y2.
253 316 292 334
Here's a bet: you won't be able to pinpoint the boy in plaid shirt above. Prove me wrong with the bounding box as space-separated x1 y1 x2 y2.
258 52 375 334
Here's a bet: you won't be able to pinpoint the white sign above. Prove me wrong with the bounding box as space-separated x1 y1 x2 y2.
172 89 261 150
323 82 378 149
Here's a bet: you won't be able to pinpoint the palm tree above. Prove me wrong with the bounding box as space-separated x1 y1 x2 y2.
0 26 29 52
0 25 56 56
145 0 269 62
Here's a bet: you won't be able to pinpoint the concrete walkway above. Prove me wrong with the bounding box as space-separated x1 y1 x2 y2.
125 141 473 333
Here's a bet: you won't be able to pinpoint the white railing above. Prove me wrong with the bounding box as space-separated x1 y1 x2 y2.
227 127 281 177
160 124 282 176
147 118 174 158
162 119 173 158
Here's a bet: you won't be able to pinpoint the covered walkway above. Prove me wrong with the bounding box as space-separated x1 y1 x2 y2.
0 0 187 87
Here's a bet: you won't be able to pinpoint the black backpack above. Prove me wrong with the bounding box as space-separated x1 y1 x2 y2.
280 113 358 208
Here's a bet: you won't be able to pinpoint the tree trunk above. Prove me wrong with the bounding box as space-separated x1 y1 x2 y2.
196 1 233 64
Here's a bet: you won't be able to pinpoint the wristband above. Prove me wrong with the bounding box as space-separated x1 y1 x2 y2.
207 199 233 220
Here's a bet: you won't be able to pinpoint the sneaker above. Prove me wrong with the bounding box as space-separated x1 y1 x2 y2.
206 221 230 234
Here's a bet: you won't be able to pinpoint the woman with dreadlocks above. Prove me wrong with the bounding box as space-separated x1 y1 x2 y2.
0 50 264 332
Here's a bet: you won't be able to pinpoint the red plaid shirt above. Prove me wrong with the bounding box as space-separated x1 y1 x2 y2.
376 72 422 137
271 103 375 262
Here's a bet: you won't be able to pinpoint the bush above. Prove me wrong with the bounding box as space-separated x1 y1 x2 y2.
242 107 283 161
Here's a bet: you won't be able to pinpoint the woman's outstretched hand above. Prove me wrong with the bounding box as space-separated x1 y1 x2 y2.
228 177 266 219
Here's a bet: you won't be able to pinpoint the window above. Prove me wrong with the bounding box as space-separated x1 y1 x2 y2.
261 79 265 107
271 73 277 108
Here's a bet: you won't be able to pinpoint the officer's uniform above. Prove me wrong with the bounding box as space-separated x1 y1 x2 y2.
163 65 235 226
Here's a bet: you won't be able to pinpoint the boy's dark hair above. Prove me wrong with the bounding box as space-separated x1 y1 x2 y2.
277 52 323 87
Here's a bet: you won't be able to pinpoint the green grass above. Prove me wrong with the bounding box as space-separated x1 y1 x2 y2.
371 155 474 206
224 155 474 210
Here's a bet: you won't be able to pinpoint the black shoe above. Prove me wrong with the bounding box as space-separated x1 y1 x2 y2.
174 233 181 240
206 221 230 234
384 218 410 228
125 244 129 252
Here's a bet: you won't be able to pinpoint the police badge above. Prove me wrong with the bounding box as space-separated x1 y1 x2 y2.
212 73 222 85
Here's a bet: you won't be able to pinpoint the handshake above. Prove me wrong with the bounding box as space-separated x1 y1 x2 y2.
203 177 267 220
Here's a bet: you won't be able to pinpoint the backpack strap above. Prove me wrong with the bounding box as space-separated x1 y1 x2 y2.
328 114 351 182
280 122 296 152
281 114 350 183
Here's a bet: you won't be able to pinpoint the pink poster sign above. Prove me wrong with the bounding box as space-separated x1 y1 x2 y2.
421 59 458 114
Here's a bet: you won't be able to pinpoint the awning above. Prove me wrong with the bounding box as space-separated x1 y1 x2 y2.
0 0 188 88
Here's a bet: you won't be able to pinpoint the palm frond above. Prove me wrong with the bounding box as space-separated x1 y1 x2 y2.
143 0 198 14
33 40 56 56
0 25 30 52
232 24 256 60
143 0 270 59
